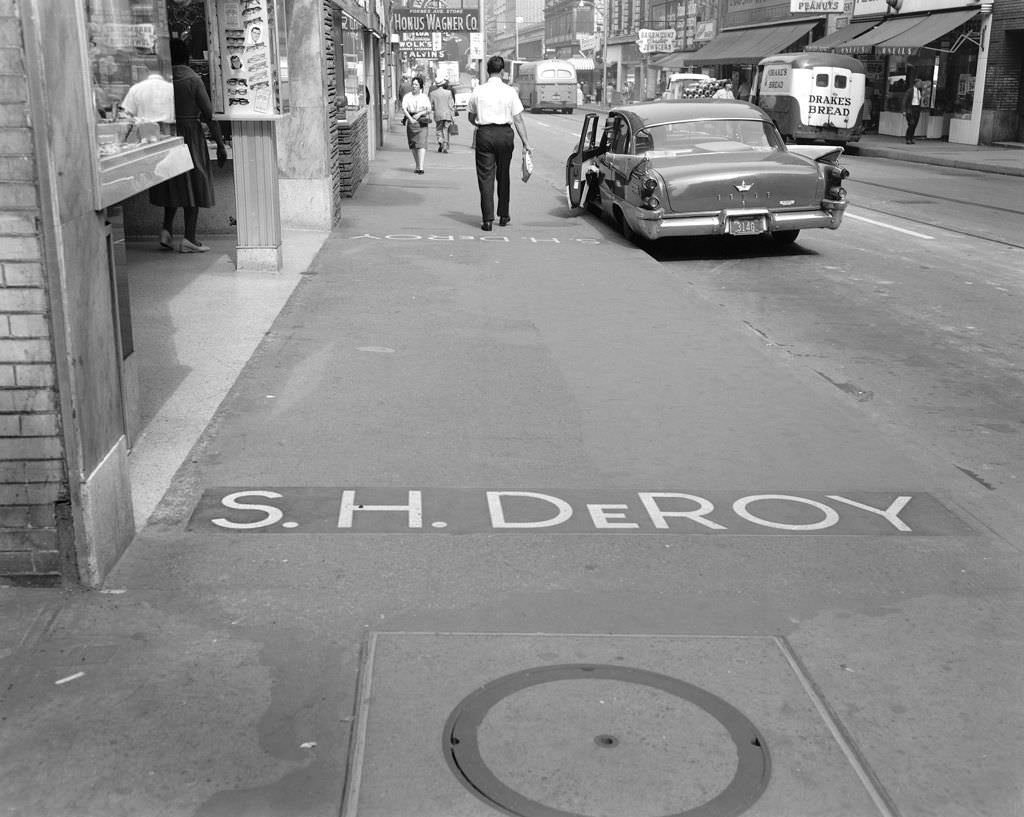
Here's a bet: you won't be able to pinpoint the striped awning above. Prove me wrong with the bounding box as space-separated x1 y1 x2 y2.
568 56 596 71
688 20 817 65
804 20 877 52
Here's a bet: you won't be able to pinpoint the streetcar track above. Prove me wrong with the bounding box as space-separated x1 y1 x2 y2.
848 201 1024 249
851 178 1024 217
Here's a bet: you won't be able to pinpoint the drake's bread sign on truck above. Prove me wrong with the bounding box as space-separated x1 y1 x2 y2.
753 52 866 144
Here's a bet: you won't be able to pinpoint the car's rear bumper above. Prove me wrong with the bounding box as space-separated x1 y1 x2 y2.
633 201 847 240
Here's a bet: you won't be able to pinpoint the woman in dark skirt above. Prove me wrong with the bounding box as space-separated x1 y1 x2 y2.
401 76 432 174
151 39 227 252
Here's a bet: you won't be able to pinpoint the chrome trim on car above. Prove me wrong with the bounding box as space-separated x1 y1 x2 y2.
628 201 847 241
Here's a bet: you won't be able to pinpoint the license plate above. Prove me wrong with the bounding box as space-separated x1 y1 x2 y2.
729 216 765 236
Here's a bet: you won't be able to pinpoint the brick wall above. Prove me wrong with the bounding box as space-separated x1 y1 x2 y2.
0 0 66 580
326 2 370 218
337 111 369 199
985 4 1024 113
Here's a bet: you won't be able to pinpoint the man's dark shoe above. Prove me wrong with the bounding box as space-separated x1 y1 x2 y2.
481 221 493 231
498 217 510 227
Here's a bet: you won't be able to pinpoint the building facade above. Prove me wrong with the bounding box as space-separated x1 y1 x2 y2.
1 0 386 584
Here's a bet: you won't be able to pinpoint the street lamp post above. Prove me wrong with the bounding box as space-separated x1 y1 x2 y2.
601 0 608 106
578 0 608 106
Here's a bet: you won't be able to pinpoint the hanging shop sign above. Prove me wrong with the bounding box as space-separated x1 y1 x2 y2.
852 0 977 15
206 0 289 119
399 32 443 52
391 9 481 33
638 28 677 54
696 21 717 42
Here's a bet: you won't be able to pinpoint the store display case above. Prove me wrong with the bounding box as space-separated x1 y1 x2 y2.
205 0 290 119
86 0 193 210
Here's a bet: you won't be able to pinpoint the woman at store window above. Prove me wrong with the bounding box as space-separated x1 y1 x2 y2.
150 38 227 252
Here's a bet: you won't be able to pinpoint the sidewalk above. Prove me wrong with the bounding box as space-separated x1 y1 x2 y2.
848 131 1024 176
1 119 1021 817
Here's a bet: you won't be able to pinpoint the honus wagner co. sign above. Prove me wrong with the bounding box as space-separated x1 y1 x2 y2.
391 9 480 32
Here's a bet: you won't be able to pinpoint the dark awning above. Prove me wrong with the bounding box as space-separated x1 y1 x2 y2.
804 20 877 52
874 9 978 55
651 51 696 69
835 15 922 53
688 20 818 65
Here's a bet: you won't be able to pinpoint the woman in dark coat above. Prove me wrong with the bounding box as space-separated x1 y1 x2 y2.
151 38 227 252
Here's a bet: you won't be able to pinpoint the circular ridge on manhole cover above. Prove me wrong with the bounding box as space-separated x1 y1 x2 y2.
442 664 770 817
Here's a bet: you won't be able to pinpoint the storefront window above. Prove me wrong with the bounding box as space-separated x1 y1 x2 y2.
881 19 980 119
342 14 367 109
87 0 175 154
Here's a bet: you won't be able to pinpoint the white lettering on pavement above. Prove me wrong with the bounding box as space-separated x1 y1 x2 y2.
193 489 966 535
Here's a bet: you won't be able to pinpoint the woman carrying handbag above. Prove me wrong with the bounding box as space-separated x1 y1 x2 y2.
401 76 432 174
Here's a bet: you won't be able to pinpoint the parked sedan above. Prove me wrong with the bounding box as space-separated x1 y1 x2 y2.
565 100 849 245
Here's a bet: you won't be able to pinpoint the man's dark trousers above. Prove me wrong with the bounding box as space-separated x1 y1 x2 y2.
475 124 515 223
905 105 921 141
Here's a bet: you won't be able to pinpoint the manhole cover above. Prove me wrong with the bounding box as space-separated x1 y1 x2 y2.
443 664 770 817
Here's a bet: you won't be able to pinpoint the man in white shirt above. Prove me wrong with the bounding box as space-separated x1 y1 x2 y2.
467 55 533 231
121 62 175 126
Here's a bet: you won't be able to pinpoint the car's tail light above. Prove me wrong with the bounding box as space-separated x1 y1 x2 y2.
825 163 849 201
639 175 661 209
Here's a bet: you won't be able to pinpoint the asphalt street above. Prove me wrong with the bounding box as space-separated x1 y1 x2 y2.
1 114 1022 817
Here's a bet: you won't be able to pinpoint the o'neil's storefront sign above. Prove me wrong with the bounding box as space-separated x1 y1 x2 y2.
188 488 972 535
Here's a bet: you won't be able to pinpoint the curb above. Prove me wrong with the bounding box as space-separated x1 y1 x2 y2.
846 145 1024 177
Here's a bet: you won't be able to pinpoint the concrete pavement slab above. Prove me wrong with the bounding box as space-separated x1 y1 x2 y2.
346 632 887 817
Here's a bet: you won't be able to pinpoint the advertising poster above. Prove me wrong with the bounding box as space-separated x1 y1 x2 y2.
209 0 286 118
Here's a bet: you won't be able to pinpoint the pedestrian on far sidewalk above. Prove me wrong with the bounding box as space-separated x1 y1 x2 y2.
401 75 432 174
429 75 456 154
467 55 532 231
903 78 923 144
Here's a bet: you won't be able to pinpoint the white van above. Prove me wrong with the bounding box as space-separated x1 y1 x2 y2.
664 73 714 99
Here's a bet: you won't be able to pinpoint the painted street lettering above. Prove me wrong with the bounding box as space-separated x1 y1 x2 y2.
189 488 971 535
345 234 601 243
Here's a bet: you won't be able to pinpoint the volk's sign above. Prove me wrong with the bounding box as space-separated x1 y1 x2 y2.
188 488 971 535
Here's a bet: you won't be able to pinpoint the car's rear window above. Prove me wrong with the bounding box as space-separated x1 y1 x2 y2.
638 120 785 155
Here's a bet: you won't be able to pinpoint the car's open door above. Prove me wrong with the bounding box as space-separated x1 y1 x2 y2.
565 113 606 209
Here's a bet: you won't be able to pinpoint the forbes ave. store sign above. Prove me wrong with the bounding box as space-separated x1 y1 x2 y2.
189 488 971 535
